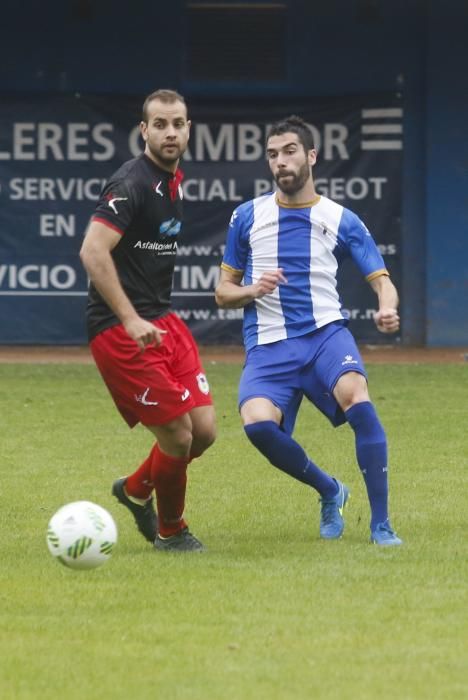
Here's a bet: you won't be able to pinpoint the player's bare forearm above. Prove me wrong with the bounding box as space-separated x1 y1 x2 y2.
80 223 164 349
80 241 138 325
369 275 400 334
215 280 258 308
215 268 287 309
81 250 165 348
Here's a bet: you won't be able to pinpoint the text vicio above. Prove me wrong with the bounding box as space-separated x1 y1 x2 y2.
0 264 76 290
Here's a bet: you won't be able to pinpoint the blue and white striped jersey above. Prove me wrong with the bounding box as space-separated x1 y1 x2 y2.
221 193 388 351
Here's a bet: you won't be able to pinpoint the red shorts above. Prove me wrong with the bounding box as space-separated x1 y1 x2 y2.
90 313 213 427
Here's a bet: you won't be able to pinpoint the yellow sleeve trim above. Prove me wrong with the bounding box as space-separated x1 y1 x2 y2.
221 262 244 273
366 269 389 282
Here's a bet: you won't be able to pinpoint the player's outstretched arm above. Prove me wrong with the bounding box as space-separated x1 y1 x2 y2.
369 274 400 334
80 221 165 349
215 268 287 309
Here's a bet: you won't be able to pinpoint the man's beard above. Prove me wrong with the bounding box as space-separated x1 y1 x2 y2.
274 161 310 195
147 142 181 167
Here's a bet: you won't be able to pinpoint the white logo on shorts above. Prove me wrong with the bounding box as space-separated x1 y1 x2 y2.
196 373 210 395
181 389 190 402
135 387 159 406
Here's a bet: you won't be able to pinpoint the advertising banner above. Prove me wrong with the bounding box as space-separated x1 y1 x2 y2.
0 94 402 344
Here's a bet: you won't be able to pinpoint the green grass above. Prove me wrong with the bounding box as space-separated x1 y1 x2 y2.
0 362 467 699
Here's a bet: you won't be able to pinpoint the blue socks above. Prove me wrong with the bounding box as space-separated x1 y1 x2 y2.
244 421 337 498
244 402 389 531
345 401 389 529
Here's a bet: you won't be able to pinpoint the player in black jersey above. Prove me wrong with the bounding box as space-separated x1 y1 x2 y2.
80 90 216 552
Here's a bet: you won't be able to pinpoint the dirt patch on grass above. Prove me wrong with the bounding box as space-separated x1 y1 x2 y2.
0 345 466 364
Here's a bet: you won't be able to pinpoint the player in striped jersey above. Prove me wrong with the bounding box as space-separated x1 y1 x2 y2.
216 115 402 546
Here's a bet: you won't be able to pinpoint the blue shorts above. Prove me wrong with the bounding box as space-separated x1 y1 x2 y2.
239 321 367 434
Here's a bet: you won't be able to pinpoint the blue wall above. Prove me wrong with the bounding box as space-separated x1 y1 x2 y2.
1 0 467 346
425 2 468 345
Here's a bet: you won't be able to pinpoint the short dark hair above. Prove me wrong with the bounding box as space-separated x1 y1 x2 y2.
267 115 315 152
142 89 187 122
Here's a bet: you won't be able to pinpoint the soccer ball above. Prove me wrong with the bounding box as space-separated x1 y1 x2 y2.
46 501 118 570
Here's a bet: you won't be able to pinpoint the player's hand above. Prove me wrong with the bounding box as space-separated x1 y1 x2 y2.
124 317 167 350
374 308 400 334
253 269 288 298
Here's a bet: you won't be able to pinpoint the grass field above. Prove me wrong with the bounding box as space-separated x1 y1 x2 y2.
0 361 466 700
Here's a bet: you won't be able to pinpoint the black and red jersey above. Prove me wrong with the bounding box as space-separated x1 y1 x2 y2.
85 154 184 340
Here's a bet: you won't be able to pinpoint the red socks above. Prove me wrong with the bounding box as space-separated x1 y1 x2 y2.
150 444 189 537
125 443 189 537
125 445 156 500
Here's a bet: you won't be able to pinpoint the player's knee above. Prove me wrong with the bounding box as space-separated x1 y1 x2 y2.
335 372 370 411
345 401 386 442
158 426 193 457
244 420 278 451
191 424 217 457
240 398 282 426
343 393 370 411
203 424 217 448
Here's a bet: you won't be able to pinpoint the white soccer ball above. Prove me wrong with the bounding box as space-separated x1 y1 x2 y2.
46 501 118 570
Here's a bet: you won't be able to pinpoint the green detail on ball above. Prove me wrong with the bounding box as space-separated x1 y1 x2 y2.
100 541 114 555
86 507 106 532
67 537 93 559
47 527 60 548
